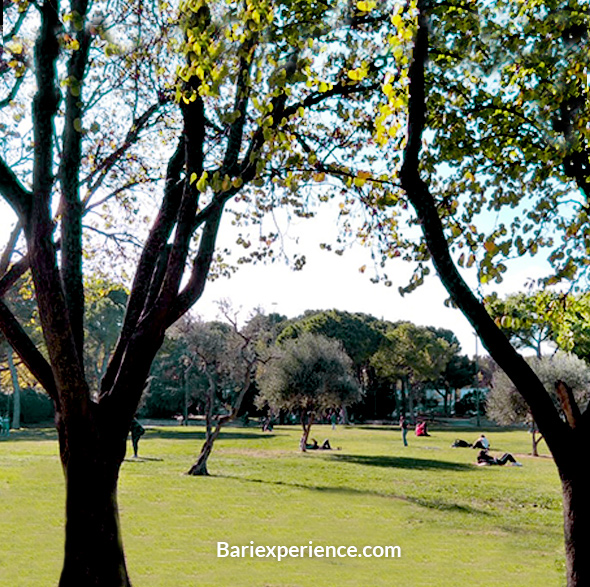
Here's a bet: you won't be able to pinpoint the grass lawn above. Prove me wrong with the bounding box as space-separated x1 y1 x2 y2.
0 424 566 586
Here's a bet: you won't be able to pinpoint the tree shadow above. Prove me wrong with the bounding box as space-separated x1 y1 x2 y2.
0 427 58 442
214 473 491 517
149 428 275 441
327 453 473 471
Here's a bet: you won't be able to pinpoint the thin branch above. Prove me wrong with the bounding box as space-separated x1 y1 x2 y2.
0 74 26 109
0 222 22 277
82 99 169 207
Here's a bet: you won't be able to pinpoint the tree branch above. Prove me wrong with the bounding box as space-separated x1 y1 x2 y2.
59 0 92 359
81 98 169 207
0 221 22 277
100 138 185 395
26 0 92 424
0 299 58 403
0 157 32 219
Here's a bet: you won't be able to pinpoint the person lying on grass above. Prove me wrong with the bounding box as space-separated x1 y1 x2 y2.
476 449 522 466
306 438 332 450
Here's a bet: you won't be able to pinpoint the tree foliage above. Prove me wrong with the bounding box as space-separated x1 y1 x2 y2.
488 352 590 426
256 332 360 450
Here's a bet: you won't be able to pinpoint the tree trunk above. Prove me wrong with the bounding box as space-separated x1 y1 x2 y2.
530 420 541 457
59 449 130 586
406 379 416 425
8 349 20 429
560 464 590 586
299 412 314 452
188 433 213 476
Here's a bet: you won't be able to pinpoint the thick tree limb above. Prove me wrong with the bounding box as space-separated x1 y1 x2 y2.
27 0 92 428
399 0 567 456
222 34 258 175
0 157 32 219
153 94 206 314
60 0 92 360
0 299 58 403
168 201 225 325
100 139 185 395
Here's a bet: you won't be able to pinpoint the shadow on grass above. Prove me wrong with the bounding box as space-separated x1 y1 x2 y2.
0 427 58 442
214 473 491 517
149 428 275 442
327 453 473 472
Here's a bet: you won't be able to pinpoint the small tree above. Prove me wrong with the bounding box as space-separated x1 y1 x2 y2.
256 332 361 451
182 311 259 476
488 353 590 456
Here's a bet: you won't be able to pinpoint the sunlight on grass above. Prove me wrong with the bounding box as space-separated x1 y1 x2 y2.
0 425 565 586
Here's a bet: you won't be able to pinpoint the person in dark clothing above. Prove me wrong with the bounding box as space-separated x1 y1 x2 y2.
477 449 522 466
306 438 332 450
400 416 409 446
130 419 145 458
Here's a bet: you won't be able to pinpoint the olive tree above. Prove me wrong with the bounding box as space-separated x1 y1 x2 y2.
256 332 361 451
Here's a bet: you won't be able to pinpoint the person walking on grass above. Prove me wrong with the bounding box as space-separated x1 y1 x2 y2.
400 415 409 447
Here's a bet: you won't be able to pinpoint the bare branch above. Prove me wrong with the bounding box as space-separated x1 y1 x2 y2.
0 74 26 109
0 221 22 277
82 98 170 207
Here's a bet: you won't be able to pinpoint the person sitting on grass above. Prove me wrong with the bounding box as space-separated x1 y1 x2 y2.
477 449 522 466
415 421 430 436
472 434 490 450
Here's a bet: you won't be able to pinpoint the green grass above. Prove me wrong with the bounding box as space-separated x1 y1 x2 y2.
0 424 566 586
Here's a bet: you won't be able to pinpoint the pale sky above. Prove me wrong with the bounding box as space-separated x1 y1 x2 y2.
0 197 547 358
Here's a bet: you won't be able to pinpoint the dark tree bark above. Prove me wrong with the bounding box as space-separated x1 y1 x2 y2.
400 4 590 585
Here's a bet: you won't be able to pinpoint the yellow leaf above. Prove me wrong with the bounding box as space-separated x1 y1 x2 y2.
196 171 209 192
357 0 376 12
313 171 326 182
190 172 198 184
